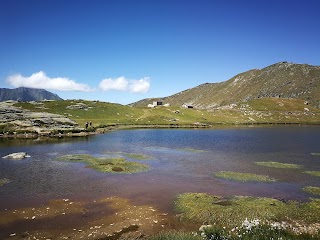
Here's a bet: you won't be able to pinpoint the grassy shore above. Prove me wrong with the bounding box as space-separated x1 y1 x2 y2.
175 193 320 239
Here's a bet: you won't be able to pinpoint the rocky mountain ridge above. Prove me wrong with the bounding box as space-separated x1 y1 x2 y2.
131 62 320 109
0 87 63 102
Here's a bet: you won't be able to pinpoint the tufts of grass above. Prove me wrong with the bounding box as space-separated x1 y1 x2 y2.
214 171 276 182
255 161 302 169
0 178 11 186
149 231 202 240
176 193 286 227
303 186 320 196
202 222 319 240
311 153 320 156
176 193 320 232
57 154 149 173
304 171 320 177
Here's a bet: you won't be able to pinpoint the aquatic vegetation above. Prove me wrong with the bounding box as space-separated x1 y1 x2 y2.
176 193 320 238
0 178 10 186
214 171 276 182
311 153 320 156
303 186 320 196
304 171 320 177
123 153 152 160
255 161 302 169
57 154 150 173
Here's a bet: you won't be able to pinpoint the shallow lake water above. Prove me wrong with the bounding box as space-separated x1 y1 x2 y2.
0 126 320 237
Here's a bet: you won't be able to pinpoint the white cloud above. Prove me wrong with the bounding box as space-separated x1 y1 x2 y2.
7 71 92 92
99 76 150 93
99 76 129 91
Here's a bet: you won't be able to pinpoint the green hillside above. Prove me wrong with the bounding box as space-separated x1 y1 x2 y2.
13 98 320 129
131 62 320 109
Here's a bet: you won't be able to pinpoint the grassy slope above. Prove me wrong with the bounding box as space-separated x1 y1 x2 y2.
132 62 320 109
13 98 320 128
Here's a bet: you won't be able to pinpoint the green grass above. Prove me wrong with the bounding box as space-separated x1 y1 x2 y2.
201 223 319 240
15 100 144 127
304 171 320 177
243 98 314 111
149 231 202 240
12 98 320 129
0 178 10 186
57 154 150 173
214 171 276 182
175 193 320 233
255 161 302 169
303 186 320 196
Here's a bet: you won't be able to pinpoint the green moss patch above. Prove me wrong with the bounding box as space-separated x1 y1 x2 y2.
150 231 202 240
214 171 276 182
176 193 320 229
303 186 320 196
304 171 320 177
0 178 11 186
57 154 149 173
255 161 301 169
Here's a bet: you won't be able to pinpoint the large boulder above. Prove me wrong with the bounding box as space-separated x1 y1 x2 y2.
2 152 31 159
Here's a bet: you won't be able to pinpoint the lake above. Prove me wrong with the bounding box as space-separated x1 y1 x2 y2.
0 126 320 238
0 126 320 239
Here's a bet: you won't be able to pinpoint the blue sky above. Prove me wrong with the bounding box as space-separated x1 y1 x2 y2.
1 0 320 104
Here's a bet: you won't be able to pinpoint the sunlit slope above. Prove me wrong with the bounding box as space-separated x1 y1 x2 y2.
131 62 320 109
14 98 320 126
15 100 144 127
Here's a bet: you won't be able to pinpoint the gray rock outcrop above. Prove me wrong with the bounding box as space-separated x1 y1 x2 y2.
0 101 79 134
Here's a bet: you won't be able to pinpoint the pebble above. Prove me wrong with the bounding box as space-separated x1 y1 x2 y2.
32 216 36 220
9 233 16 237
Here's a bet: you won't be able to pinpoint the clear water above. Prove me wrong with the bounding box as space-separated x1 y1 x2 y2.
1 126 320 213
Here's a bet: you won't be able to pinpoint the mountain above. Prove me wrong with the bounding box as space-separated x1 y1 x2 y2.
131 62 320 109
0 87 63 102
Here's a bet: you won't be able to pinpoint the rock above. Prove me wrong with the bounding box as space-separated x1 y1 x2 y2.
66 103 88 110
0 101 78 134
2 152 30 159
199 224 213 232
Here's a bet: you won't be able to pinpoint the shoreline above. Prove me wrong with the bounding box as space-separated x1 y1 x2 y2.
1 122 320 139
